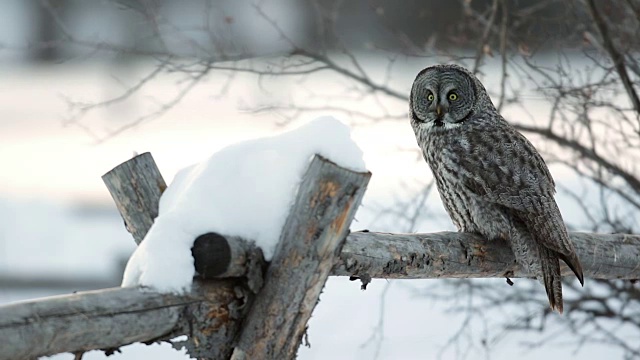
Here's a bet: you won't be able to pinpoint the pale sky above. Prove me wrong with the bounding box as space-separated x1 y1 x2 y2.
0 61 435 206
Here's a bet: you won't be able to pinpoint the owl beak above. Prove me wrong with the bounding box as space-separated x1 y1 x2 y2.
436 104 443 117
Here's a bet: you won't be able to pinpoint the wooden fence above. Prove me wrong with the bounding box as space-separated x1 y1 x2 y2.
0 153 638 359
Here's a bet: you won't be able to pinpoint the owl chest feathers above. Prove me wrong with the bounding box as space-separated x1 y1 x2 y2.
421 127 492 233
418 123 524 239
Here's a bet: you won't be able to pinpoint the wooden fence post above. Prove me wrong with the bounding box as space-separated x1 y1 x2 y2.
102 152 166 244
231 155 371 359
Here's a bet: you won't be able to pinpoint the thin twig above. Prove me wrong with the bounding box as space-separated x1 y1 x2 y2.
472 0 500 74
586 0 640 115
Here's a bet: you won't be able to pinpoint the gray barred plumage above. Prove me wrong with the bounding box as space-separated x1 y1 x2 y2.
409 64 584 313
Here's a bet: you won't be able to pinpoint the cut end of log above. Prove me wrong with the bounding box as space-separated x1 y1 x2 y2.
102 152 152 179
192 233 232 278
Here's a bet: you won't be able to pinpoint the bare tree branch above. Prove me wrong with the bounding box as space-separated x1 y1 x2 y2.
586 0 640 115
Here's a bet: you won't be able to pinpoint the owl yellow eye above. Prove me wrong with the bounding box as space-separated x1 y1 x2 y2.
427 93 434 101
448 92 458 101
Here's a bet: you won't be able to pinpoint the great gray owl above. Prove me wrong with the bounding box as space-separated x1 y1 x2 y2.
409 64 584 313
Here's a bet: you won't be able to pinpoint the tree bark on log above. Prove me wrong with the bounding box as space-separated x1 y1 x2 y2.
0 281 248 360
335 231 640 281
231 155 371 360
102 152 166 244
191 231 640 281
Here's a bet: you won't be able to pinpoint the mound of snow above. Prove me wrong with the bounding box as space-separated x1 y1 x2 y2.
121 117 366 293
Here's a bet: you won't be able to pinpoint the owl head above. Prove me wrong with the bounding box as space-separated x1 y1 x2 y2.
410 64 496 131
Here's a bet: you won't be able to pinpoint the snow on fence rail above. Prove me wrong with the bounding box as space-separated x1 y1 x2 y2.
0 152 638 360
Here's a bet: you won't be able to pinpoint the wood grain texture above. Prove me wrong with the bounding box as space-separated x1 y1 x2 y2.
0 280 246 360
335 231 640 280
102 152 166 244
186 230 640 281
231 155 371 360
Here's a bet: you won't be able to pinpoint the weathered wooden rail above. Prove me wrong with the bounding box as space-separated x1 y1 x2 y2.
0 152 638 360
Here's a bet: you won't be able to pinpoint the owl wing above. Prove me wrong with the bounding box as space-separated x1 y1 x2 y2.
456 125 581 271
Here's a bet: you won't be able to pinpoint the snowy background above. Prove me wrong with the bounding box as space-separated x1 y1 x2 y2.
0 1 629 359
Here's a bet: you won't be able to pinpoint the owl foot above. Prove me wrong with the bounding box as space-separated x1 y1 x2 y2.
504 271 515 286
349 273 372 290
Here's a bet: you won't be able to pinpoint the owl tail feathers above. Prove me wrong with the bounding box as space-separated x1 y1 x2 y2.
558 251 585 286
539 246 564 314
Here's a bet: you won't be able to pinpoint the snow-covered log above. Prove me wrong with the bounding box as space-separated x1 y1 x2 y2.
102 152 266 290
101 151 264 359
0 152 371 360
